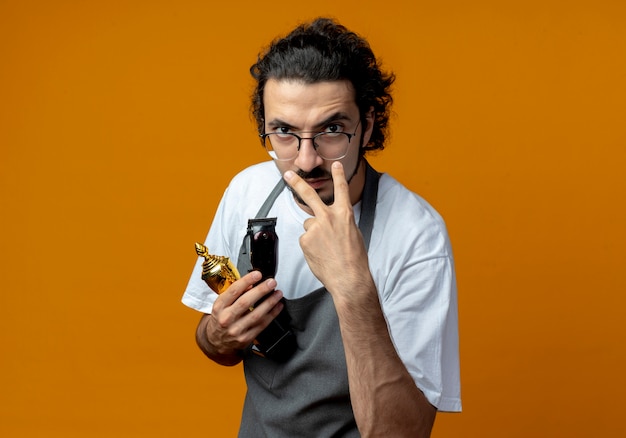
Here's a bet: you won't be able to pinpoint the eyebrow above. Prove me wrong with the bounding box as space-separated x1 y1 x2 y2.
266 112 353 131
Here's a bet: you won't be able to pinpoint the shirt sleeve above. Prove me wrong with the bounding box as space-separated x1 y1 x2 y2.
381 253 461 412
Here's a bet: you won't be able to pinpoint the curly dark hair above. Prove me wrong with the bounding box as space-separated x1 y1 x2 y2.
250 17 395 153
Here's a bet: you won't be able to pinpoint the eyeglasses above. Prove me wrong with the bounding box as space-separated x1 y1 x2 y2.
260 120 361 161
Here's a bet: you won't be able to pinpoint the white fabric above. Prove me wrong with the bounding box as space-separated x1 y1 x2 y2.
182 160 462 412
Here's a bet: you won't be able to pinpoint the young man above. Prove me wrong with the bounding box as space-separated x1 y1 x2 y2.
183 18 461 437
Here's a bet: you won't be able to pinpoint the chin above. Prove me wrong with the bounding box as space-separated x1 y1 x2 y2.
320 195 335 206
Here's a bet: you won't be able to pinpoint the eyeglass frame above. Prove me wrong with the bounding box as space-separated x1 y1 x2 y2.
259 119 362 161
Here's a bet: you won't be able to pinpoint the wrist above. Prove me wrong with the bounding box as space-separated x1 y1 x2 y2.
196 315 243 366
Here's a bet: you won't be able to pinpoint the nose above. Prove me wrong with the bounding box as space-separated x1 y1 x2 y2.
293 137 324 172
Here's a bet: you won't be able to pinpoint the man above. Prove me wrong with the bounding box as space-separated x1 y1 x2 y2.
183 17 461 437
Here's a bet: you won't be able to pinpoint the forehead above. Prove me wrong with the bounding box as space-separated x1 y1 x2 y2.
263 79 358 126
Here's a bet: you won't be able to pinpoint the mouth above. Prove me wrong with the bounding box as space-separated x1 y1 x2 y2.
294 167 333 191
304 177 330 190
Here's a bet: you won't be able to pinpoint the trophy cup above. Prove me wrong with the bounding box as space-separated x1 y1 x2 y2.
194 243 240 294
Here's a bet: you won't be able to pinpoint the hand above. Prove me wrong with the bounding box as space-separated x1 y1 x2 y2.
205 270 284 355
284 161 372 302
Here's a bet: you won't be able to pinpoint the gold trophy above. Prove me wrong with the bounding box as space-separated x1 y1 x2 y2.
194 243 240 294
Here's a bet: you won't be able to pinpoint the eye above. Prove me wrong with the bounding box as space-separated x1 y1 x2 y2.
323 124 344 135
274 126 293 138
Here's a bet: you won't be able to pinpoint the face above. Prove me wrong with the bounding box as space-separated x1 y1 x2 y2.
262 78 374 213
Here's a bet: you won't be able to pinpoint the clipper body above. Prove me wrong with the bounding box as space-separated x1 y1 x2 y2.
246 218 297 362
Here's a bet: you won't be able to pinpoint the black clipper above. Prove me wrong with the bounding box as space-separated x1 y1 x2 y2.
247 218 297 362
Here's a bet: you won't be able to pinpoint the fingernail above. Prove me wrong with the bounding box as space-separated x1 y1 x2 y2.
266 278 277 289
284 170 295 181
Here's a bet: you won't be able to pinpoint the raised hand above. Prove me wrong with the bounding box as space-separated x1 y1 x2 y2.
283 161 372 304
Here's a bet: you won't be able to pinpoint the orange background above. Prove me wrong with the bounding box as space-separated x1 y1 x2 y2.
1 1 625 437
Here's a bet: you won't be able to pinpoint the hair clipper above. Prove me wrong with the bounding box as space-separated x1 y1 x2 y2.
246 218 297 362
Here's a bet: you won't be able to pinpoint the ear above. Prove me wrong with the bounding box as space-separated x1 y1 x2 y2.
362 106 375 146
